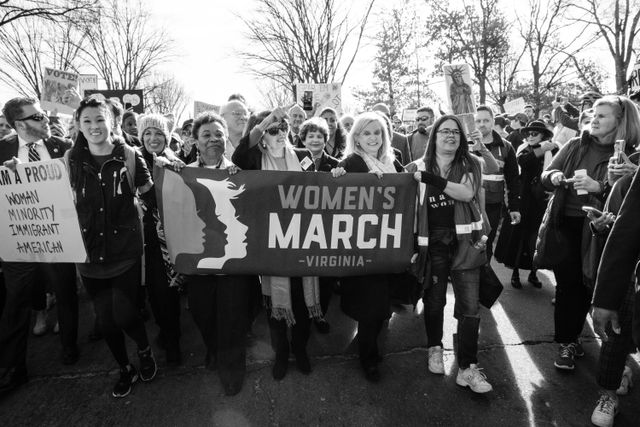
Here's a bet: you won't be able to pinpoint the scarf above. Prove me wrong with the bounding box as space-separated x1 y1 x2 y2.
360 151 397 173
260 146 323 326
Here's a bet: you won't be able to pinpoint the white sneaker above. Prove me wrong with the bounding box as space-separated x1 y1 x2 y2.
427 346 444 375
32 310 47 336
616 366 633 395
591 394 618 427
456 364 493 393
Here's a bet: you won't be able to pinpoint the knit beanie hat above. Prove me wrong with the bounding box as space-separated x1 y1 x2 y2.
137 114 171 147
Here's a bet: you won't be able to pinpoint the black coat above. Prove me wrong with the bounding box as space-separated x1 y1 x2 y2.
0 134 71 163
495 143 557 270
593 169 640 310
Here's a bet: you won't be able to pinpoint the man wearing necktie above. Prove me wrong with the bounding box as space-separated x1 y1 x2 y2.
0 97 77 397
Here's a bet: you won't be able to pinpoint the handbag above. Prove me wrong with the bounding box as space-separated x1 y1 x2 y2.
533 191 570 269
479 264 503 309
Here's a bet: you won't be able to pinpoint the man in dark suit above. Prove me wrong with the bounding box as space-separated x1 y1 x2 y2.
372 103 411 165
0 97 78 397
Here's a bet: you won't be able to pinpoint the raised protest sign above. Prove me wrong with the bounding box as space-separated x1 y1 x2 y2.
0 160 87 263
402 109 417 122
443 63 476 133
155 168 416 276
41 67 79 115
194 101 219 117
629 62 640 92
78 74 99 96
295 83 342 115
85 89 144 113
503 97 526 115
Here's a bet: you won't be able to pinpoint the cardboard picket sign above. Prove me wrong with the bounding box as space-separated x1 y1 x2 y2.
41 67 79 115
503 97 526 115
0 160 87 263
78 74 99 97
295 83 342 115
194 101 219 117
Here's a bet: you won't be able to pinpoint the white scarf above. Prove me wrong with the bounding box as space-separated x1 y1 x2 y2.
260 146 323 325
359 151 397 173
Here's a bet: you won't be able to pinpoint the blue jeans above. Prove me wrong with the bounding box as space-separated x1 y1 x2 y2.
422 231 480 368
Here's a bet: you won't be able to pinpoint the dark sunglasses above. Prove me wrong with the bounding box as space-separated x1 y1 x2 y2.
17 113 47 122
416 116 431 121
528 131 541 137
265 124 289 136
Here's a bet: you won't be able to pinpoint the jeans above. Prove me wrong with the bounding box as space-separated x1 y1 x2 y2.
422 233 480 368
485 202 504 263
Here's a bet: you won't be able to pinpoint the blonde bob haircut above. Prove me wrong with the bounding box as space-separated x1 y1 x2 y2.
344 112 394 163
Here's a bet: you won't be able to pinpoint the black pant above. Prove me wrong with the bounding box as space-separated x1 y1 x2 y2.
144 239 181 349
0 262 77 368
268 278 311 361
319 277 335 317
485 202 504 263
82 261 149 368
553 216 592 344
187 274 251 387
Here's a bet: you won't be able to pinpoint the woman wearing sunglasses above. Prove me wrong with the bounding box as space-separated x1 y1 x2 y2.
496 120 557 289
232 108 324 381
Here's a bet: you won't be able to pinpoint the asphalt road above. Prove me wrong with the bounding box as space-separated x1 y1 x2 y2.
1 262 639 427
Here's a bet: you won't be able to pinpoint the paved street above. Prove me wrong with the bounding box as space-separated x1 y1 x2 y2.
1 261 639 426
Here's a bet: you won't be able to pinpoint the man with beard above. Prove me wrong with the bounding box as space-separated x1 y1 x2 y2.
220 99 249 156
0 98 79 397
470 105 520 262
407 106 435 161
288 104 306 148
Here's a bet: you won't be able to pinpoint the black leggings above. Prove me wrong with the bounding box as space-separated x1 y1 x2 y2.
82 261 149 367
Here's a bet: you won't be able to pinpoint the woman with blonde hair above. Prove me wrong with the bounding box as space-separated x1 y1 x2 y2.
332 112 404 382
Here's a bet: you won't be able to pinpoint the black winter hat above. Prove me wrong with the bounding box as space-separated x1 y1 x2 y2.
521 120 553 139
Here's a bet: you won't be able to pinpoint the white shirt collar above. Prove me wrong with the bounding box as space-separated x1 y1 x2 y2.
18 134 43 148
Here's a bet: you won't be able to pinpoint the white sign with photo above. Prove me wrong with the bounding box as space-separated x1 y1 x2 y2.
41 67 79 115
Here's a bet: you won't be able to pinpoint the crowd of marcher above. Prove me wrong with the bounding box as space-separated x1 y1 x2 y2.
1 88 639 427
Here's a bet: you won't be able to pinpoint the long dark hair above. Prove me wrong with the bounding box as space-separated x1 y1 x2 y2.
423 115 481 194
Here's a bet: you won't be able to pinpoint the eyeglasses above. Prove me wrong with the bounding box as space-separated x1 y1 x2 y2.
265 124 289 135
17 113 47 122
228 111 248 119
528 131 540 137
416 116 432 122
437 129 461 137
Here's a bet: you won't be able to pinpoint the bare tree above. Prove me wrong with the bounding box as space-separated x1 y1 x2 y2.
516 0 597 110
425 0 510 104
79 0 174 90
0 16 85 98
0 0 97 28
570 0 640 93
144 74 190 120
238 0 376 97
257 79 294 109
485 49 526 111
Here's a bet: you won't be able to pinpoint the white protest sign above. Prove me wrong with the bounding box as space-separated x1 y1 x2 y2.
0 160 87 262
194 101 219 117
41 67 79 115
78 74 99 96
629 62 640 92
295 82 342 115
402 109 417 122
503 97 526 115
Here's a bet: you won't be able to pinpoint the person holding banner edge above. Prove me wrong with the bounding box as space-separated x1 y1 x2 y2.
407 114 492 393
233 108 324 381
330 111 404 382
0 97 79 396
66 97 157 398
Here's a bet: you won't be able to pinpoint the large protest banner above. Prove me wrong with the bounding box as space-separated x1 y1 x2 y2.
85 89 145 113
0 160 87 263
295 83 342 115
41 67 79 115
155 168 416 276
629 62 640 92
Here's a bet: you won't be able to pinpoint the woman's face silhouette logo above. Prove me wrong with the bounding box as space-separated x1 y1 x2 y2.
161 171 248 270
